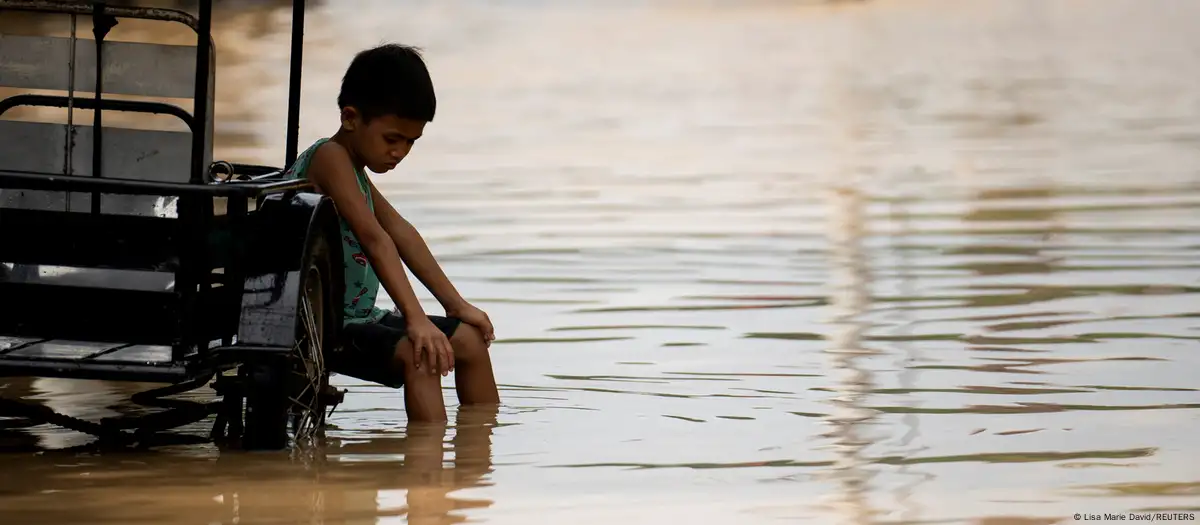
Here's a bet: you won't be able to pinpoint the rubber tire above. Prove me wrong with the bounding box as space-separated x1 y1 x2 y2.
241 232 334 451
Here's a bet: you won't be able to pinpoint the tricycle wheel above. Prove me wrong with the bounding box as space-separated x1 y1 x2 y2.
240 233 334 451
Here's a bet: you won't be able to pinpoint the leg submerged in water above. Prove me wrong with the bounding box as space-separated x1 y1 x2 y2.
392 338 448 422
389 320 499 422
447 322 500 405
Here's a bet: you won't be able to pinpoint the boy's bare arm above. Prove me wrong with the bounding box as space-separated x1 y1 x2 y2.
306 143 427 319
366 178 467 312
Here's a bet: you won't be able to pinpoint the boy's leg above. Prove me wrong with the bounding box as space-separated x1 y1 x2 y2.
391 338 448 422
388 319 498 419
405 315 499 405
445 322 500 405
334 315 448 422
333 313 498 422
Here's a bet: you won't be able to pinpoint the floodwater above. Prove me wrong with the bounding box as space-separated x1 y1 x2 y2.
2 0 1200 523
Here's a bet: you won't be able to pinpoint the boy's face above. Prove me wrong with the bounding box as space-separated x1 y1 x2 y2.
342 108 426 174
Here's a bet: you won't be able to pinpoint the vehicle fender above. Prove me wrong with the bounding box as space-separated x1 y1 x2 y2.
234 191 345 348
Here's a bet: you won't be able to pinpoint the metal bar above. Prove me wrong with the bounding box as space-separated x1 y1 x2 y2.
0 95 197 132
91 2 116 214
62 14 78 216
283 0 306 170
228 164 281 178
0 169 313 198
190 0 212 186
65 14 77 182
213 344 293 355
177 0 214 361
0 338 50 356
0 359 193 383
0 0 198 31
81 343 136 360
224 190 249 351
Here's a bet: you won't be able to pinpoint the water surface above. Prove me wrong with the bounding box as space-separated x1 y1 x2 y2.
1 0 1199 523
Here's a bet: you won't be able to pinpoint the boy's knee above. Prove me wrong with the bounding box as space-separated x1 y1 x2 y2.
392 340 416 368
450 323 489 361
391 341 438 380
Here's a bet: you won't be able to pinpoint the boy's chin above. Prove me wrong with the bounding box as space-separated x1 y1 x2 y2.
368 163 398 174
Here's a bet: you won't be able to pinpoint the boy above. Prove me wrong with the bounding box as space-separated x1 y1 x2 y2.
284 44 499 422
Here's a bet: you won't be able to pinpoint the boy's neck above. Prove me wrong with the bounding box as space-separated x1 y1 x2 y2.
330 130 368 172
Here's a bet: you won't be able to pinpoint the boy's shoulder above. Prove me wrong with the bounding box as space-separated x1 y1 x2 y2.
285 138 372 206
285 138 352 180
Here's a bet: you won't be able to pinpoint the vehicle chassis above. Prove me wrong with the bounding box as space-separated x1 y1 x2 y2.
0 0 345 451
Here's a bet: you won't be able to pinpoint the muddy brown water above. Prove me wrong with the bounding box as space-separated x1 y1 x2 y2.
1 0 1199 523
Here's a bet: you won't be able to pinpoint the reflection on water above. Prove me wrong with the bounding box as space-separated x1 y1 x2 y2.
819 184 879 523
3 0 1200 523
0 404 498 525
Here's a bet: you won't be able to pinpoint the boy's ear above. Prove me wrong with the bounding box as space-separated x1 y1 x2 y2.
340 106 361 131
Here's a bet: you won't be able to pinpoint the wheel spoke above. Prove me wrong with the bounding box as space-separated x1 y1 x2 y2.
237 242 332 452
286 276 326 447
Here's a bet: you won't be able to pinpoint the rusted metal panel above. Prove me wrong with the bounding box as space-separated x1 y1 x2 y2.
0 34 198 99
0 120 205 215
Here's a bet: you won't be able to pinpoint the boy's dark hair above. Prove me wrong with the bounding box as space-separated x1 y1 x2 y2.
337 43 436 123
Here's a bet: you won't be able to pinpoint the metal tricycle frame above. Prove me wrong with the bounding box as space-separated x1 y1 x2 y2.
0 0 344 450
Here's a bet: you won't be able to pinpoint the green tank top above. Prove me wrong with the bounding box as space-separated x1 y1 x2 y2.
283 138 387 326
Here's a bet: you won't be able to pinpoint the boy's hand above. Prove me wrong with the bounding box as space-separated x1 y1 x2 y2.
448 302 495 347
407 316 454 376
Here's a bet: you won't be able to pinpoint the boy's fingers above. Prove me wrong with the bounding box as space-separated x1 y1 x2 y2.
434 341 444 375
478 316 496 342
423 339 437 374
429 337 442 375
443 337 455 374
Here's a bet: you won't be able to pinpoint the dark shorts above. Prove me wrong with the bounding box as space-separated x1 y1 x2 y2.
330 312 462 389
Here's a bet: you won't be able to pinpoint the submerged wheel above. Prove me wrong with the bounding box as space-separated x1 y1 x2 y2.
240 233 335 451
290 259 330 442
